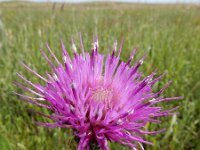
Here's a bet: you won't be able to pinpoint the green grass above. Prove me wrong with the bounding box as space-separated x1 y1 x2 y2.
0 2 200 150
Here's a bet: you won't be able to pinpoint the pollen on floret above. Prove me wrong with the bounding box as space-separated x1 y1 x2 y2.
90 87 113 102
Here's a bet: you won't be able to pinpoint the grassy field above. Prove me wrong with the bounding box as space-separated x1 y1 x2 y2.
0 2 200 150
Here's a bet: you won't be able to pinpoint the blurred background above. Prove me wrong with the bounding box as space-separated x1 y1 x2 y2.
0 0 200 150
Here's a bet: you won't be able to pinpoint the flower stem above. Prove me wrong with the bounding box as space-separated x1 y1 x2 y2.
90 142 99 150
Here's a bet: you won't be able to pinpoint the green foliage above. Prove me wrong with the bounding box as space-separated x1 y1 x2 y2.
0 134 11 150
0 2 199 150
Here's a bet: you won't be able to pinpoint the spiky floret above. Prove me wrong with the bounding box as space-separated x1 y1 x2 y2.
14 35 182 150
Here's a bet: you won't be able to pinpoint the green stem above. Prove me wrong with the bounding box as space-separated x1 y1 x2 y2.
90 142 99 150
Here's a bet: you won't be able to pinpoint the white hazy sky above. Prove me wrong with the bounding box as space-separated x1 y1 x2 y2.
0 0 200 3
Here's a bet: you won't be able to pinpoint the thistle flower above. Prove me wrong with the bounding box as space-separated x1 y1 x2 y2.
14 36 182 150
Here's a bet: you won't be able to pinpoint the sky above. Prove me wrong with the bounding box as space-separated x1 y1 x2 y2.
0 0 200 3
31 0 200 3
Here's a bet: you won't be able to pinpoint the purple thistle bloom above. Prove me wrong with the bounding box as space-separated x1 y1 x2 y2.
14 36 182 150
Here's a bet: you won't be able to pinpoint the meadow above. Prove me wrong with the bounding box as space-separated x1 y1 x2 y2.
0 2 200 150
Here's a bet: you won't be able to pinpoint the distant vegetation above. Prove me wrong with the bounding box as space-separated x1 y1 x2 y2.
0 2 200 150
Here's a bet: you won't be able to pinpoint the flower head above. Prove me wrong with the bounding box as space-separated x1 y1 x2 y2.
15 36 182 150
